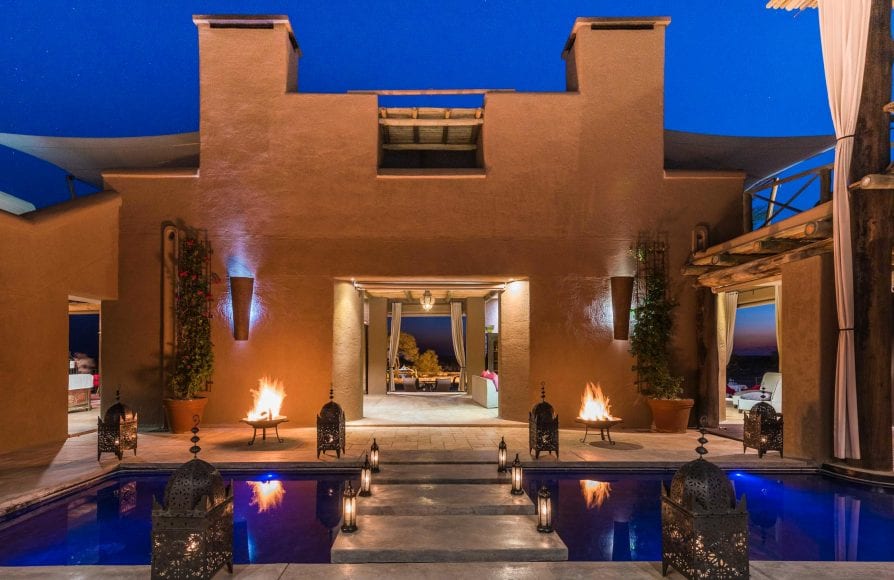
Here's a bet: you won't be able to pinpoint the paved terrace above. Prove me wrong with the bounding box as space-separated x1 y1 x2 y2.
0 424 808 516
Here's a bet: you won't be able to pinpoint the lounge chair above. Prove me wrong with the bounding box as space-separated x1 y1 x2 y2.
435 377 452 392
734 372 782 413
402 376 418 392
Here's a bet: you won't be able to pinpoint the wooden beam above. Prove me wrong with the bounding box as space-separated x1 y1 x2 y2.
379 118 484 127
697 239 833 289
349 88 514 95
382 143 477 151
850 0 893 471
858 173 894 188
710 253 756 266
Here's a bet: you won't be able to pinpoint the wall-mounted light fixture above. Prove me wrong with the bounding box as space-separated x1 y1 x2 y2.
610 276 634 340
420 290 435 311
230 276 255 340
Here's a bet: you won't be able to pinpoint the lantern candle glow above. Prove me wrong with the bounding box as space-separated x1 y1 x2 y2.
359 455 372 497
536 485 553 533
370 439 380 473
498 436 508 472
341 481 357 533
510 453 524 495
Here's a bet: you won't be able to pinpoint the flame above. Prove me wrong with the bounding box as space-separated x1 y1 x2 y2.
246 376 286 421
578 382 617 421
580 480 612 510
247 480 285 513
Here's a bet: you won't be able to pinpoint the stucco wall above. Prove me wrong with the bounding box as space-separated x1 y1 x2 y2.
101 16 744 428
0 193 119 453
781 254 837 462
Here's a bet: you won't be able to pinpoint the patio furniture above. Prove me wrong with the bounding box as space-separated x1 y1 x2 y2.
435 377 452 392
401 376 418 392
734 372 782 413
743 401 783 458
68 373 94 412
471 375 498 408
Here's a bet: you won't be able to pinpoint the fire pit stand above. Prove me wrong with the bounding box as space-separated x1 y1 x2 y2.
241 418 288 445
575 418 623 445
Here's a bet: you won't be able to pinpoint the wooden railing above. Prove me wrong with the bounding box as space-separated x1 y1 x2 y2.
743 163 833 232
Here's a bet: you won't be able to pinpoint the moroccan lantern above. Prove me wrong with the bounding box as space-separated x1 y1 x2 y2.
316 385 346 458
359 454 372 497
510 453 524 496
97 389 138 461
661 419 749 579
341 481 358 533
536 485 553 533
370 438 380 473
743 401 783 458
529 382 559 459
497 436 508 472
151 418 233 580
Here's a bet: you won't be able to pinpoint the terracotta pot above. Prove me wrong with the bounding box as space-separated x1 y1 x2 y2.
646 398 694 433
163 397 208 433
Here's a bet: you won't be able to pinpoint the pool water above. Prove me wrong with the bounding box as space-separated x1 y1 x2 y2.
0 474 350 566
524 471 894 562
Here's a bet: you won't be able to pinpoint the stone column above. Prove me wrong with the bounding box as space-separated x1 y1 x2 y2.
332 280 363 420
367 297 388 395
499 280 530 422
465 297 486 381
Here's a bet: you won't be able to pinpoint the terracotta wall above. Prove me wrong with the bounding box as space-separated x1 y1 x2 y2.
0 193 120 453
101 16 744 428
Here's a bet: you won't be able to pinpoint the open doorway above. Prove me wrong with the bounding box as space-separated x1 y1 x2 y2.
719 286 781 432
68 297 101 435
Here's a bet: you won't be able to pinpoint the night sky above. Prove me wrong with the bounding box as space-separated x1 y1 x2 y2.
5 2 819 353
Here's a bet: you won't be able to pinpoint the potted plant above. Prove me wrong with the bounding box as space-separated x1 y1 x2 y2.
163 230 214 433
629 241 692 433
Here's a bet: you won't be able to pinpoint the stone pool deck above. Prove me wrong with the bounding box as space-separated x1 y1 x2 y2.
0 424 809 516
2 561 892 578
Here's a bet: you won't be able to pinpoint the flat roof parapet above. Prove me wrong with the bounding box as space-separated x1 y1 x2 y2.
562 16 671 58
193 14 299 53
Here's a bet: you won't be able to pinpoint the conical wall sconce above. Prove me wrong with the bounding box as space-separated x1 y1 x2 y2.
610 276 634 340
230 276 254 340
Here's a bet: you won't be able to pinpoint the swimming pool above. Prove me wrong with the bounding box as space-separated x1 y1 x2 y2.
524 471 894 562
0 470 890 565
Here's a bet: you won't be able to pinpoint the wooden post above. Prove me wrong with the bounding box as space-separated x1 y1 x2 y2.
819 167 832 204
742 191 753 233
696 287 720 427
850 0 893 471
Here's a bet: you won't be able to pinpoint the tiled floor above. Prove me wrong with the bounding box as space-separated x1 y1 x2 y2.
355 393 506 425
67 408 99 436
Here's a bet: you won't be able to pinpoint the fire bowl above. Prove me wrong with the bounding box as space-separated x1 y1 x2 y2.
240 417 289 445
575 417 623 445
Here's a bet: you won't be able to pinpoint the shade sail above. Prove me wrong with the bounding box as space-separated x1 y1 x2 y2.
664 130 834 187
1 130 833 192
0 132 200 188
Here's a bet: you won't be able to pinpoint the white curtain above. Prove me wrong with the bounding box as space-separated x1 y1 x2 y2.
450 302 467 391
717 291 739 394
387 302 402 392
774 283 783 373
819 0 870 460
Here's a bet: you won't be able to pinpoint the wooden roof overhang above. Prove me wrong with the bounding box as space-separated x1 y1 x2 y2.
378 107 483 152
767 1 893 9
683 201 833 292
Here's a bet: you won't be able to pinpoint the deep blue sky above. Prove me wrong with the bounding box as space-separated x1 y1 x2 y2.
1 1 830 207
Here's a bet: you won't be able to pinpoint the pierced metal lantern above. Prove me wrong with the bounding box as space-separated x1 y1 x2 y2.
536 485 553 533
151 419 233 580
743 402 783 459
97 389 138 461
341 481 358 533
370 439 380 473
359 454 372 497
661 420 748 579
510 453 524 495
497 436 508 472
317 386 346 458
529 382 559 459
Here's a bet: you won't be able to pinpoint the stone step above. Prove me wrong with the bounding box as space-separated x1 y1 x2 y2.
372 463 510 484
331 515 568 563
358 483 535 516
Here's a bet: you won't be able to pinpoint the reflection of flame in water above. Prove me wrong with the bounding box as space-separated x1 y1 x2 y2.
246 377 286 421
247 480 285 513
578 382 617 421
580 480 611 509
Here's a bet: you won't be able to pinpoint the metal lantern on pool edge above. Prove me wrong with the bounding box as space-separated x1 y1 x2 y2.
497 436 508 472
743 401 783 458
529 382 559 459
151 418 233 580
97 389 138 461
317 386 346 458
536 485 553 533
510 453 524 495
341 481 358 533
661 419 748 579
359 454 372 497
369 438 380 472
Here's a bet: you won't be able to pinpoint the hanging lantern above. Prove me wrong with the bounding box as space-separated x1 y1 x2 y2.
661 418 749 579
151 417 233 579
317 385 346 458
536 485 553 533
341 481 358 533
497 436 508 473
370 438 380 473
97 389 138 461
420 290 435 311
510 453 524 495
359 454 372 497
529 382 559 459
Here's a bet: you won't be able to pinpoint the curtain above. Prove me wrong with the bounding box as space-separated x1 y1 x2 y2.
819 0 870 460
774 283 783 373
450 302 467 390
387 302 402 392
717 291 739 395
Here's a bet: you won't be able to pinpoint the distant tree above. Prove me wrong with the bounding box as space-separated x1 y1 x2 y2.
415 349 442 376
398 332 419 365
